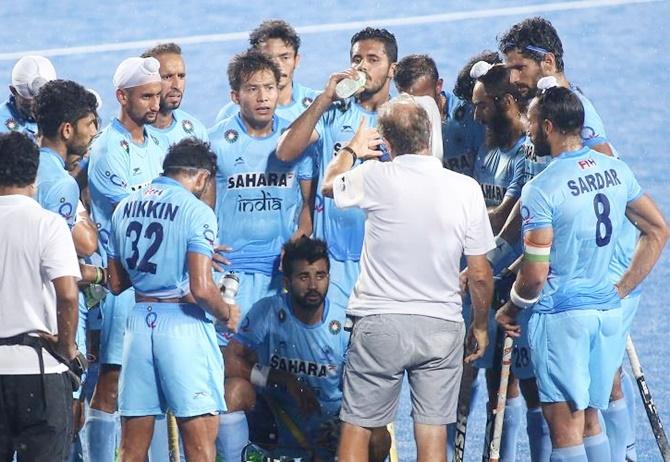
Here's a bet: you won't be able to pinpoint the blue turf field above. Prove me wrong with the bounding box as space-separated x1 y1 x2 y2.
1 0 668 459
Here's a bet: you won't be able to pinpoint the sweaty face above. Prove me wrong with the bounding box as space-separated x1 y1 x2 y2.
68 113 98 158
527 99 551 157
123 82 162 125
287 259 329 312
351 39 394 98
258 38 298 91
399 75 440 104
233 70 279 128
472 82 496 125
157 53 186 112
504 50 543 100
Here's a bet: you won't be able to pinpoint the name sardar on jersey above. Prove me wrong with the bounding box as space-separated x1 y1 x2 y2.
270 354 337 378
567 159 622 196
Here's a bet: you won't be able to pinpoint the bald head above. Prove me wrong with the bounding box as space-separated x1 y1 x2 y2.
378 94 431 156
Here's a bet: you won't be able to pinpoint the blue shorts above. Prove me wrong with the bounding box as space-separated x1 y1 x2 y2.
119 303 225 417
529 308 624 410
511 308 534 380
327 258 359 311
99 287 135 365
215 271 283 346
621 294 641 337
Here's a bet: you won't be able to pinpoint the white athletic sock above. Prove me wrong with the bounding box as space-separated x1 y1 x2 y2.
216 411 249 462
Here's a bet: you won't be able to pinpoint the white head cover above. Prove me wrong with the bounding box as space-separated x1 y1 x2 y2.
470 60 492 79
113 57 161 90
11 55 57 99
537 76 559 91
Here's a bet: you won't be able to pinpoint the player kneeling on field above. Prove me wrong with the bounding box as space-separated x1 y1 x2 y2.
224 237 391 461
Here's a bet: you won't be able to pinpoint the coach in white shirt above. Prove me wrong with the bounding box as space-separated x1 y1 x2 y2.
0 132 81 462
322 94 495 462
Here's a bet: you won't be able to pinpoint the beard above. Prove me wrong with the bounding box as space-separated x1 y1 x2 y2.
293 290 325 311
485 109 516 149
533 127 552 157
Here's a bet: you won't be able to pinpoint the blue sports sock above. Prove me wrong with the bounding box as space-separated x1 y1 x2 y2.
84 408 118 462
527 408 552 462
500 396 523 461
216 411 249 462
603 398 628 462
584 432 610 462
551 444 588 462
621 370 637 461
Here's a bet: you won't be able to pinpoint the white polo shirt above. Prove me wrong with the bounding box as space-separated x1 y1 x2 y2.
333 154 495 321
0 195 81 374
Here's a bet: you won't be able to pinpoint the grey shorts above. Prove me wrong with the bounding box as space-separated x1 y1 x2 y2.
340 314 465 427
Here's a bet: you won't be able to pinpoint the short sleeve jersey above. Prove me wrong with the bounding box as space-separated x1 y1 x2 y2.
209 114 315 275
108 176 217 298
88 118 164 256
473 135 526 206
234 293 348 418
36 147 79 228
520 147 642 313
442 92 484 177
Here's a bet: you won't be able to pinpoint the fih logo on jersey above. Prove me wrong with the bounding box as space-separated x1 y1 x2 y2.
182 119 194 134
577 158 597 170
224 129 239 143
269 355 338 378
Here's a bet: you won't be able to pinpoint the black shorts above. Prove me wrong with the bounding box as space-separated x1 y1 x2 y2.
0 372 73 462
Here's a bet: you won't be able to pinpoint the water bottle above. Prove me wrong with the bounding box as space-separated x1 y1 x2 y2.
220 272 240 304
335 71 366 99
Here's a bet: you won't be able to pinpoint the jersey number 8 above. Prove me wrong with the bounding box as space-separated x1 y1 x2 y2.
593 193 612 247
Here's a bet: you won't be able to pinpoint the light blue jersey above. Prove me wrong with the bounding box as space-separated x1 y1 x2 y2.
473 135 526 207
108 176 217 298
442 92 484 177
314 101 377 261
147 108 208 155
521 147 642 314
88 118 164 255
215 82 320 124
36 147 79 228
235 293 348 428
0 97 37 138
209 114 314 275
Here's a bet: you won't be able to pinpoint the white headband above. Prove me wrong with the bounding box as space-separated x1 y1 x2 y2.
11 55 57 99
470 61 493 79
113 57 161 90
537 76 559 91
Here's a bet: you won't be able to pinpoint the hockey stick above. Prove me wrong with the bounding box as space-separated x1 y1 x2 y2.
454 360 478 462
488 336 514 462
167 411 181 462
387 422 399 462
626 335 670 461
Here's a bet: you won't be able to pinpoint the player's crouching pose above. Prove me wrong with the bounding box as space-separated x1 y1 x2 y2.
106 138 240 462
224 237 390 462
496 86 669 461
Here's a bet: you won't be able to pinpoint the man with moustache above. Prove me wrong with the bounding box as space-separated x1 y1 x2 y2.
209 49 316 462
216 20 320 124
84 56 164 462
143 43 208 149
277 27 398 312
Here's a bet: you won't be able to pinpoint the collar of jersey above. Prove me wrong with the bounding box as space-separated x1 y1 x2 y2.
351 100 378 116
112 118 149 147
152 175 186 190
40 146 66 169
285 292 330 329
500 135 527 155
556 146 590 160
149 112 178 133
234 113 278 139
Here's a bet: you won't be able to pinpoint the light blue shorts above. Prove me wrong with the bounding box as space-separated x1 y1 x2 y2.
529 308 624 410
215 271 283 346
119 303 226 417
99 287 135 365
621 294 641 337
511 308 534 380
327 258 359 311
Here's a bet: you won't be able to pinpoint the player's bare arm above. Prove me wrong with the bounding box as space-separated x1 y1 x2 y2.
72 210 98 257
464 254 493 363
223 338 258 379
293 178 316 240
487 195 519 235
188 251 240 330
106 258 132 295
276 69 359 162
616 194 670 297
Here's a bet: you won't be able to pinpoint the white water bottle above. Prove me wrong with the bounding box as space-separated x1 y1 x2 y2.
220 272 240 304
335 71 366 99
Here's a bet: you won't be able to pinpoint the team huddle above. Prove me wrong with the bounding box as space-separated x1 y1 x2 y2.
0 14 668 462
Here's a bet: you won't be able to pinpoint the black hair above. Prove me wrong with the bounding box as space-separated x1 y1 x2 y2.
249 20 301 54
477 64 527 112
393 54 439 92
227 49 281 92
350 27 398 63
534 86 584 135
33 80 98 139
0 132 39 187
162 138 217 176
141 42 182 58
498 17 565 72
453 50 502 102
281 236 330 277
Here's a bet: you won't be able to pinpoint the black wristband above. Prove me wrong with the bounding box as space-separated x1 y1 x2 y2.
340 146 357 167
